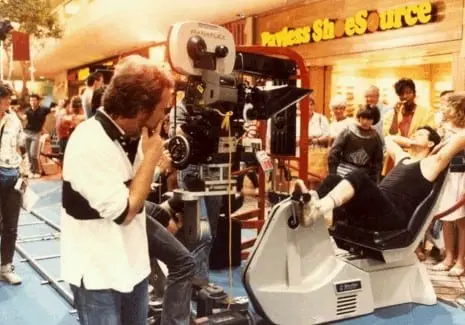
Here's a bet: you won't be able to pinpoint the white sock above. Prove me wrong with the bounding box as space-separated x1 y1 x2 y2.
316 195 336 214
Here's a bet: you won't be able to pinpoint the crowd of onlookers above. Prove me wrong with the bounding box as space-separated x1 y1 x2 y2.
9 75 465 281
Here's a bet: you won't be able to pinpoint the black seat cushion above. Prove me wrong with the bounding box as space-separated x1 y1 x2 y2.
330 169 448 259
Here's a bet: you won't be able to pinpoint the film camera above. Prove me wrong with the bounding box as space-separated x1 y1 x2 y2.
166 21 311 248
167 21 311 192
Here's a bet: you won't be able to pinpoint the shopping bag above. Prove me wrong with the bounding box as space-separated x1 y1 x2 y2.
308 146 329 178
15 178 39 212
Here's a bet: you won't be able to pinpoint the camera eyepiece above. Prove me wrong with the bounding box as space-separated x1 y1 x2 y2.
187 36 207 60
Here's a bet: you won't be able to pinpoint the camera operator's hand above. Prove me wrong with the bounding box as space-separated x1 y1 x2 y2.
157 149 172 174
141 127 164 163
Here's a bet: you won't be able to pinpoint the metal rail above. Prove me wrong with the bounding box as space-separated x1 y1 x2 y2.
15 208 74 308
29 210 61 232
15 242 73 305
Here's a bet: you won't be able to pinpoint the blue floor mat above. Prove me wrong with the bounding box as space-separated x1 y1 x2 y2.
0 256 79 325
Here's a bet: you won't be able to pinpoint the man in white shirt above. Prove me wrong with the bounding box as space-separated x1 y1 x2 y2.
61 56 195 325
0 83 24 285
81 72 104 119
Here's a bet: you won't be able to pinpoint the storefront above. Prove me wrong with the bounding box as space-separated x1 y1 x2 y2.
65 47 151 97
255 0 462 117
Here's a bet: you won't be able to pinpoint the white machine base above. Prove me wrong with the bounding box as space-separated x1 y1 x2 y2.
243 200 436 325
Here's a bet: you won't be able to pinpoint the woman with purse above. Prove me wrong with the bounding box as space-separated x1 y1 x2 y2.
0 83 24 285
296 95 331 178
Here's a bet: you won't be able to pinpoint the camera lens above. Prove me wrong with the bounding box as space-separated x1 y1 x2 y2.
187 36 207 60
168 135 191 169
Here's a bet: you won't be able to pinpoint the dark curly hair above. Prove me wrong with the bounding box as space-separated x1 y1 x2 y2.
103 55 174 119
394 78 416 96
0 83 13 99
356 105 380 125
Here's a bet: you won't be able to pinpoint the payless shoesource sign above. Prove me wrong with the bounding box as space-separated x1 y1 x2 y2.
261 1 434 47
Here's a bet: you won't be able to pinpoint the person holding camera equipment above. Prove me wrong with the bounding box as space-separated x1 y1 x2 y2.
0 83 24 285
61 55 195 325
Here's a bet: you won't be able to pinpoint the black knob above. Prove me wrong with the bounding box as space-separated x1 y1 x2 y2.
288 216 299 229
187 36 207 60
215 45 229 58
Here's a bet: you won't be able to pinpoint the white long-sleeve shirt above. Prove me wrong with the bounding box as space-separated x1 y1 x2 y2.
0 110 24 169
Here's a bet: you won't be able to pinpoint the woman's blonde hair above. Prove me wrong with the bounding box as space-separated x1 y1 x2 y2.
443 92 465 128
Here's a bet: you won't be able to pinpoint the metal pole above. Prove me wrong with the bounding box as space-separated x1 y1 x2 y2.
8 38 13 81
1 40 4 81
15 243 73 306
30 210 61 232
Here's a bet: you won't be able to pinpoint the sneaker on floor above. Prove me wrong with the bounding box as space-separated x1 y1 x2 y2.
0 264 22 285
300 200 324 227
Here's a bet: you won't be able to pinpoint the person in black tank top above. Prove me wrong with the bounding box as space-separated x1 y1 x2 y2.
378 157 433 224
301 126 443 231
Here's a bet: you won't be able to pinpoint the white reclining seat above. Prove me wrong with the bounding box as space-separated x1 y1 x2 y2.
330 168 448 264
243 169 448 325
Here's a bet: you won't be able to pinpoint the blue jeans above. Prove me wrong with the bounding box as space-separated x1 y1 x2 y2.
71 212 195 325
178 165 222 281
24 130 40 174
0 168 21 265
70 278 148 325
145 204 196 325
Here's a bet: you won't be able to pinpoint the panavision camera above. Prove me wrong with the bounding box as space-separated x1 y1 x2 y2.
166 21 311 192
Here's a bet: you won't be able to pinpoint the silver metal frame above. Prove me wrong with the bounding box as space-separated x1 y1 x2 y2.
15 209 74 307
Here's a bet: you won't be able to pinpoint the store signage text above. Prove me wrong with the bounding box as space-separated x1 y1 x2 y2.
261 1 434 47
